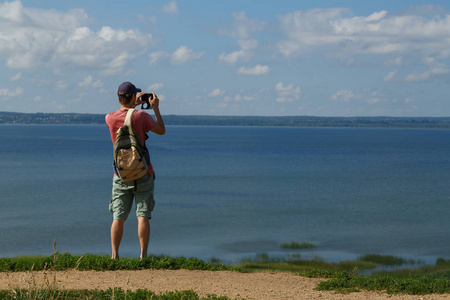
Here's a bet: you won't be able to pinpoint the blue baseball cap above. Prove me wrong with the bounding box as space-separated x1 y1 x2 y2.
117 82 141 96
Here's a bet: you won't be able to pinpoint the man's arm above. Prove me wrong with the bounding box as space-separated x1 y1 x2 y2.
149 94 165 135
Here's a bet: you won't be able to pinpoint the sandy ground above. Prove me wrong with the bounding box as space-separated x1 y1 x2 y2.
1 269 449 300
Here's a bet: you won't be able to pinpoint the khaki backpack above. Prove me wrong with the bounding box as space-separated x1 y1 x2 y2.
113 109 148 182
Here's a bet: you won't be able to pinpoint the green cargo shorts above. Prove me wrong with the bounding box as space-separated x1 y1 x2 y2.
109 174 156 220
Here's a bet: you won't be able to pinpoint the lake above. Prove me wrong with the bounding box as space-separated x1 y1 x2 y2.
0 124 449 265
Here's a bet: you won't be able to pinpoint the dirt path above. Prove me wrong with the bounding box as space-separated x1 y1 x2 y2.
1 269 449 300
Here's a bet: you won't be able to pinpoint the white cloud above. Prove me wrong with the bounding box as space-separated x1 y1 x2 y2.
162 1 179 14
404 58 450 82
218 50 248 65
55 80 68 91
277 7 450 62
56 26 151 75
137 14 157 26
0 1 152 74
405 66 450 82
0 86 23 97
237 64 270 75
366 97 379 105
218 39 258 65
208 88 225 97
237 39 258 51
147 83 164 91
78 75 104 89
234 94 254 101
78 75 93 86
149 46 204 65
220 12 266 39
149 51 170 65
10 72 21 81
275 82 301 103
217 12 264 65
384 57 404 66
170 46 204 65
383 70 397 82
331 90 360 102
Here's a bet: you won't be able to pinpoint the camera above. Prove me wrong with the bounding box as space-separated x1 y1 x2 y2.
140 93 154 109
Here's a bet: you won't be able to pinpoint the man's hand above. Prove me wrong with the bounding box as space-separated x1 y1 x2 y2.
134 92 147 108
150 93 159 110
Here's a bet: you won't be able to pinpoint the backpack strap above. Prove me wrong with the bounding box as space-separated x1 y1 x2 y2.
124 109 135 128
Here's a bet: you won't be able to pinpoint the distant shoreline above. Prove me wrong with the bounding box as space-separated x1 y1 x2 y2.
1 111 450 129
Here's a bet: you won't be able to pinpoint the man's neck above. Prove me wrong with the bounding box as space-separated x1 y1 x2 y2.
120 105 133 111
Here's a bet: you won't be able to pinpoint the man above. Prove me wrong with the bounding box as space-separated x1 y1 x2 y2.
105 81 165 259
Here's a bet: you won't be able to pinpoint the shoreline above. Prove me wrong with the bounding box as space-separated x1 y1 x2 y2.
2 253 450 297
2 111 450 129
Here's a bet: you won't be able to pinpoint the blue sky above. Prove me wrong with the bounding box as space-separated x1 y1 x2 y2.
1 0 450 116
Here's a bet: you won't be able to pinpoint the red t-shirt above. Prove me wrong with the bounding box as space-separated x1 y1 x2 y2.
105 109 157 176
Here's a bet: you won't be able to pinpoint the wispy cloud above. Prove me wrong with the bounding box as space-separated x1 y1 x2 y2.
147 83 164 91
218 12 263 65
383 70 397 82
237 64 270 75
149 46 204 65
275 82 301 103
331 90 361 102
10 72 21 81
405 67 450 82
162 1 178 14
0 86 23 98
208 88 225 97
78 75 105 92
277 7 450 64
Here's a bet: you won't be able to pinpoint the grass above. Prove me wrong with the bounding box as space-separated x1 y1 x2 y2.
0 288 230 299
0 251 239 300
358 254 424 266
315 275 450 295
2 252 450 297
239 253 450 295
0 252 240 272
239 253 377 274
280 241 318 249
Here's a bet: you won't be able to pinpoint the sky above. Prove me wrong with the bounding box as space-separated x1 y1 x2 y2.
1 0 450 117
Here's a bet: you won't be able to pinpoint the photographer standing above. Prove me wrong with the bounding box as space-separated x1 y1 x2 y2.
105 81 165 259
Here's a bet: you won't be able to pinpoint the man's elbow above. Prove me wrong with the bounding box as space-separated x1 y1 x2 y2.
158 128 166 135
151 125 166 135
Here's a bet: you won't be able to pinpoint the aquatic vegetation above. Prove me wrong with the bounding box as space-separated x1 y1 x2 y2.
280 241 318 249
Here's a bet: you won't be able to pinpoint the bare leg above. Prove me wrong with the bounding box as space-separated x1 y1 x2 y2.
111 219 125 259
137 216 150 259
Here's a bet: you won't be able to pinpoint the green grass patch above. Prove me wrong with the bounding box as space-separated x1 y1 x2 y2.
280 241 318 249
358 254 423 266
237 253 450 295
0 254 237 299
2 253 450 296
0 253 240 273
239 253 377 274
316 275 450 295
0 287 231 299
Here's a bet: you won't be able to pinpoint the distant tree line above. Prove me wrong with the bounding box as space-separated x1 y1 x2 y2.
1 111 450 129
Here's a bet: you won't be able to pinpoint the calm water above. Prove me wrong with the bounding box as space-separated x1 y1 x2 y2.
0 124 449 264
